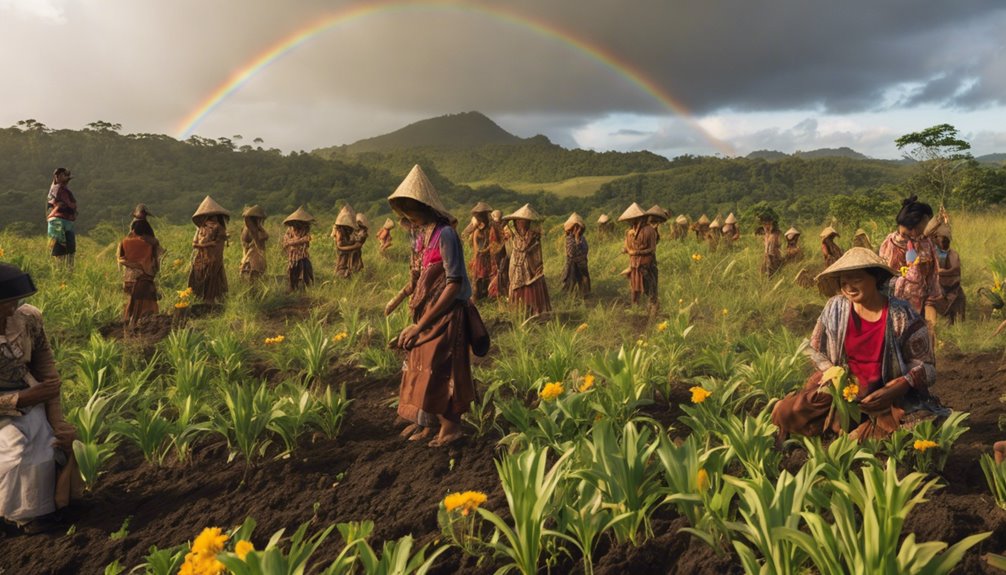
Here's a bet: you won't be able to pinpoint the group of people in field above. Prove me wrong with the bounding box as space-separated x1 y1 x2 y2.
0 164 978 536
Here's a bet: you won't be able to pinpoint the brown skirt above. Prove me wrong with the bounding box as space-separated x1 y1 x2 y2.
336 252 354 278
511 278 552 316
188 260 227 303
771 371 905 440
124 277 158 325
398 302 475 427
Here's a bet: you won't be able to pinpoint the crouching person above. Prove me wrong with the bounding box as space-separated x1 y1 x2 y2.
0 264 79 534
772 248 948 442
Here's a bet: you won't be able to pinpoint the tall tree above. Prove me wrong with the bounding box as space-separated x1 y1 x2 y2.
895 124 973 206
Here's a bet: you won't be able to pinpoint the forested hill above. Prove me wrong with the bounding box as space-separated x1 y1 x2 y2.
0 125 556 234
313 112 672 183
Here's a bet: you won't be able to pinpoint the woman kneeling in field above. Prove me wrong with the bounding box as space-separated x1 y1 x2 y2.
772 248 948 441
389 165 481 448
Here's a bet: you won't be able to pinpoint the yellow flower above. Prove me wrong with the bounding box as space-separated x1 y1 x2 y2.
691 253 703 262
59 282 67 289
235 540 254 560
540 382 565 401
175 301 190 310
689 386 711 404
177 289 189 298
180 527 228 575
721 308 729 317
914 439 938 452
332 331 348 343
576 323 588 333
842 383 859 402
443 491 488 516
678 298 684 305
900 265 910 277
696 468 709 492
173 258 184 267
579 373 595 392
657 321 669 332
822 365 846 386
0 247 5 258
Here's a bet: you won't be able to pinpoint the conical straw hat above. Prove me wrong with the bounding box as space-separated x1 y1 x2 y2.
784 227 801 239
388 164 452 222
563 212 585 232
819 226 839 239
597 214 611 224
815 247 896 297
930 222 951 240
725 212 737 225
283 205 315 225
709 217 722 229
854 228 868 237
675 215 688 225
242 205 266 219
471 201 493 214
491 210 502 221
383 218 395 230
132 203 154 219
504 203 541 222
697 214 710 225
335 204 357 228
618 202 647 222
192 195 230 223
356 213 369 228
646 205 668 222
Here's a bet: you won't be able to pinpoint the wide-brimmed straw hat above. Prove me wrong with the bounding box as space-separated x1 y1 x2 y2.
491 209 502 221
697 214 710 225
564 212 585 232
784 227 801 239
724 212 737 225
242 205 266 219
504 203 541 222
618 202 647 222
388 164 453 223
854 228 868 237
819 226 839 239
646 205 668 222
710 216 722 229
283 206 315 225
597 214 611 224
356 213 369 228
815 247 896 297
383 218 395 230
335 204 357 228
132 203 153 219
471 201 493 214
675 215 688 225
0 263 37 304
192 195 230 224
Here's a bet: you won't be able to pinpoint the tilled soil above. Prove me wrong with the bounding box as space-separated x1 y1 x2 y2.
2 351 1005 574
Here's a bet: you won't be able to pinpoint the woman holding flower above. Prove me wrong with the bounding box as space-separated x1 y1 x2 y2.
771 248 948 441
879 196 942 344
281 206 315 292
389 165 479 448
188 196 229 304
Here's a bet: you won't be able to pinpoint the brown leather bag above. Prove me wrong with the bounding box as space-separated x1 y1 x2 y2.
465 301 490 357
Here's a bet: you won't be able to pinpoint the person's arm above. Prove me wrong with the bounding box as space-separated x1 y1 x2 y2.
804 301 835 373
634 228 656 256
24 308 75 452
938 251 960 277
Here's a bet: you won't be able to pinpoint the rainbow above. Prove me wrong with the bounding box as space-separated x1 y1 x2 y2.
175 0 735 156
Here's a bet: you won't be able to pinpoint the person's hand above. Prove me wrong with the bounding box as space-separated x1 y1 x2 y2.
860 378 910 411
51 421 76 453
398 324 422 350
384 298 397 317
16 380 60 409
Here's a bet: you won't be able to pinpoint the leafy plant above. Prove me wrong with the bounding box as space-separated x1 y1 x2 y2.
215 380 281 465
312 384 352 439
73 439 117 492
980 453 1006 510
115 402 173 466
294 320 335 386
462 380 503 439
903 411 970 474
270 386 320 454
714 408 781 480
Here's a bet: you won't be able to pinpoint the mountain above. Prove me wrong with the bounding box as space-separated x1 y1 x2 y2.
746 150 788 160
747 147 869 161
977 153 1006 165
335 111 522 153
314 112 673 183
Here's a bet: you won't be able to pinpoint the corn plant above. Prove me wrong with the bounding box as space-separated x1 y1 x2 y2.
478 445 574 575
294 320 335 386
207 331 249 383
270 386 320 454
170 357 212 402
678 377 759 439
735 342 808 405
725 464 823 575
980 453 1006 510
73 439 117 492
576 420 663 545
168 394 210 465
162 327 206 368
802 434 877 481
312 384 352 439
353 533 449 575
497 384 594 453
656 435 734 552
713 408 781 480
462 380 502 439
218 519 341 575
555 481 621 575
68 392 119 445
537 321 583 383
587 345 657 424
127 544 186 575
903 411 970 474
114 402 173 466
694 347 739 380
778 460 990 575
215 380 282 465
74 333 121 397
492 328 547 398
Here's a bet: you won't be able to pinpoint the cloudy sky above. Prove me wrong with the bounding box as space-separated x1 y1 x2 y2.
2 0 1005 159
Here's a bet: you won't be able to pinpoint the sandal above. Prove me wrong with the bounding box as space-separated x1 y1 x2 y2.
428 432 464 448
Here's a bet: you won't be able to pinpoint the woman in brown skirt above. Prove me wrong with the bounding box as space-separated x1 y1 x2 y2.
620 203 658 311
469 202 494 301
332 205 361 279
188 196 229 304
281 206 315 291
561 212 590 296
239 205 268 281
771 248 947 442
505 204 551 317
389 165 476 448
117 217 164 328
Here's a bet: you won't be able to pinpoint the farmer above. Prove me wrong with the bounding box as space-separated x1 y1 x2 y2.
721 213 740 247
620 202 658 312
188 196 229 304
879 196 942 339
281 206 315 292
505 204 552 317
332 205 361 279
0 263 79 534
46 168 77 270
933 224 965 324
488 209 509 299
646 205 668 243
853 228 873 251
783 227 803 264
771 248 948 441
561 212 590 296
694 214 710 242
351 213 369 273
820 226 844 267
239 205 268 282
469 202 494 301
707 216 722 251
673 214 689 241
759 211 783 277
377 218 395 256
597 214 614 237
388 165 478 448
116 216 164 329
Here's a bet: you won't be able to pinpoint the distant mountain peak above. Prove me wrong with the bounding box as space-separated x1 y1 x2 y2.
747 147 869 160
338 111 522 153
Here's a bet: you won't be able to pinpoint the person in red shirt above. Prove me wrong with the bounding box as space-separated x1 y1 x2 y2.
46 168 77 269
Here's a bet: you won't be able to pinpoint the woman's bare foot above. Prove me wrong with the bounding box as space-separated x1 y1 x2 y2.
407 427 432 442
429 431 464 448
399 423 419 439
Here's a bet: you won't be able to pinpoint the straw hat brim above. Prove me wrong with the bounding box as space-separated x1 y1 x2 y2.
697 215 710 225
597 214 611 224
563 212 585 231
283 206 315 225
503 203 541 222
388 164 454 222
675 215 688 225
471 202 493 214
814 247 896 297
618 203 647 222
335 205 357 228
192 195 230 223
242 205 266 219
724 213 737 225
819 227 839 239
